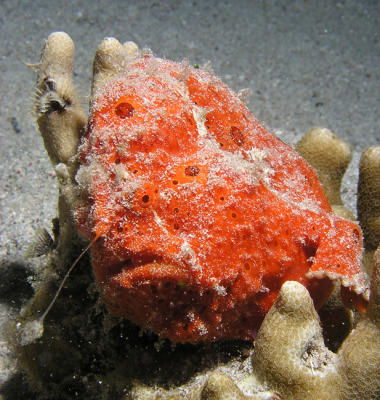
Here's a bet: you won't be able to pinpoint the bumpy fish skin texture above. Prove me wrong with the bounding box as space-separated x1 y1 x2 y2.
76 54 365 343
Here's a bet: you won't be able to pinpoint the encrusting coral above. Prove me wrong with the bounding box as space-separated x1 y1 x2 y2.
15 32 380 399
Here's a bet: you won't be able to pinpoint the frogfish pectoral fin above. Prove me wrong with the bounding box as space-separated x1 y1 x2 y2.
306 216 369 311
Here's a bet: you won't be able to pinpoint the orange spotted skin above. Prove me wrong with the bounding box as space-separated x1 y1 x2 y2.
77 55 366 343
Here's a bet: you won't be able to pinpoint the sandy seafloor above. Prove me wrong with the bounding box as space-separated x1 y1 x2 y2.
0 0 379 398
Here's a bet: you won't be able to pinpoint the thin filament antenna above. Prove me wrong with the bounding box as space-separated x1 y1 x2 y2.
39 233 101 322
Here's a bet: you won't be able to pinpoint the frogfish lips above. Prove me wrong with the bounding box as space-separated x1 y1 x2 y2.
76 52 368 343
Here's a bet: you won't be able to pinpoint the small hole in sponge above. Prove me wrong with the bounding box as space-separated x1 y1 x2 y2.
301 236 319 262
142 195 150 203
185 165 200 176
173 180 178 185
229 126 245 146
231 212 237 218
115 102 134 118
353 228 360 243
173 223 180 230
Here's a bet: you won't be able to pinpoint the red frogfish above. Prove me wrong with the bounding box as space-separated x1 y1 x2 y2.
76 54 367 343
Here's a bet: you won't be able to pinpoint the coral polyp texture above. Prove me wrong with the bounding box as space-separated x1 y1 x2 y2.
21 32 380 399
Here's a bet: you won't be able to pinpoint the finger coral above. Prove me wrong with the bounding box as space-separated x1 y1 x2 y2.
358 146 380 250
